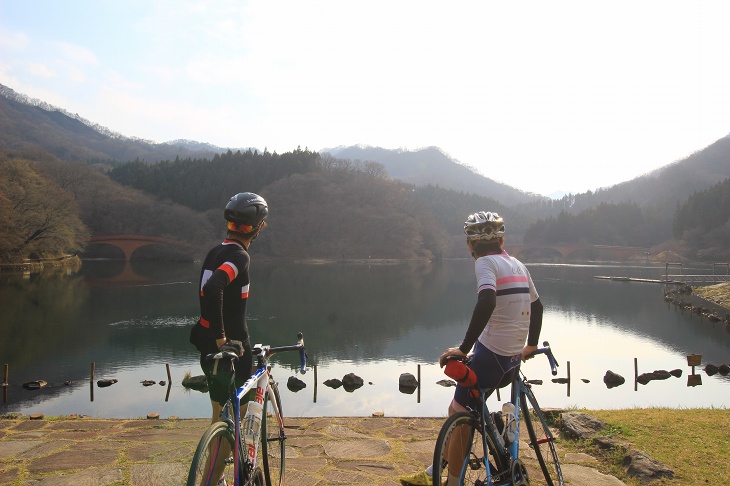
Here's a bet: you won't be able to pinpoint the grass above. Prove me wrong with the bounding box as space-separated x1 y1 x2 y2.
566 407 730 485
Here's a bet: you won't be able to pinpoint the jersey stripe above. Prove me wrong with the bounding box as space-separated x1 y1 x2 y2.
217 262 238 282
496 287 531 296
241 283 250 299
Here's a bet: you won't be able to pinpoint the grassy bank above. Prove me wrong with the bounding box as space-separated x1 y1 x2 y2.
569 408 730 485
692 282 730 311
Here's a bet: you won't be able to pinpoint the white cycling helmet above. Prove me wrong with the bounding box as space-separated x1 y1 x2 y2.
464 211 505 242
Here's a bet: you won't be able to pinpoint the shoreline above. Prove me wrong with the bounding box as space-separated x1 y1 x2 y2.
691 282 730 311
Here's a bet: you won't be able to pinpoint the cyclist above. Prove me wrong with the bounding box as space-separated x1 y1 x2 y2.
400 211 544 486
189 192 268 426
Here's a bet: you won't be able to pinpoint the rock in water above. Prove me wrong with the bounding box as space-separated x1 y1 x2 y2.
342 373 364 392
399 373 419 394
603 370 625 389
287 376 306 392
323 378 342 389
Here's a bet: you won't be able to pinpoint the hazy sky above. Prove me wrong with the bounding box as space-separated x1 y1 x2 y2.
1 1 729 197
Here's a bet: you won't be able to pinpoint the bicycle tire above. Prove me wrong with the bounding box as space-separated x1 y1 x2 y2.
432 411 507 486
261 381 285 486
520 388 564 486
187 421 238 486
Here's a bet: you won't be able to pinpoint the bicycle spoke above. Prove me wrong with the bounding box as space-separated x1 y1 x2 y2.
432 412 507 486
520 389 564 486
187 422 238 486
262 381 285 486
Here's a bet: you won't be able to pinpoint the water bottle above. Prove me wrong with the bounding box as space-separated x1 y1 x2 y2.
243 401 263 450
502 402 516 444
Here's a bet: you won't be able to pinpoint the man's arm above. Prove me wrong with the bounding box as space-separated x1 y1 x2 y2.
201 268 232 348
522 297 544 361
460 288 497 354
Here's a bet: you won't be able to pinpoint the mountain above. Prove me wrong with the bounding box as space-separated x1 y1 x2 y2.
3 82 728 216
323 145 542 207
0 84 229 163
585 135 730 208
517 134 730 222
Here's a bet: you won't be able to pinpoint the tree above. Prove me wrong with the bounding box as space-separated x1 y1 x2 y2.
0 155 88 261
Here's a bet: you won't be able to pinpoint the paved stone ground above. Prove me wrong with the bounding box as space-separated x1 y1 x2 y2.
0 415 624 485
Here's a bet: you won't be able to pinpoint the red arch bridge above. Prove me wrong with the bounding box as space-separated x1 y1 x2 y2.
87 235 186 261
504 244 650 261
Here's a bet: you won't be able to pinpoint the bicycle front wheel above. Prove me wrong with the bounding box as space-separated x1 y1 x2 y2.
187 421 238 486
520 388 564 486
432 412 506 486
261 381 285 486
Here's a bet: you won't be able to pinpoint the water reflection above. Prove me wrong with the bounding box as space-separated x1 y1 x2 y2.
1 260 729 418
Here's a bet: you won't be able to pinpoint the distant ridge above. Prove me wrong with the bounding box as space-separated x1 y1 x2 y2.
323 145 542 206
0 83 224 162
0 83 146 143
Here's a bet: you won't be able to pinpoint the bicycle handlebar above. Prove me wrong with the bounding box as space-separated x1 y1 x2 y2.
442 341 559 376
264 332 307 372
526 341 559 376
206 333 308 373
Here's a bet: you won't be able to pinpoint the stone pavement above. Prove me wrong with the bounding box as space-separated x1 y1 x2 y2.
0 415 624 485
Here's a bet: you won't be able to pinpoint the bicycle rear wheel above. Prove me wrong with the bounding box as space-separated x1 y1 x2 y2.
261 381 285 486
187 421 238 486
520 388 564 486
432 411 507 486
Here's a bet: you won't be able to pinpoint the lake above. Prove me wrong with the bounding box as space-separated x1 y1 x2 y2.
1 258 728 419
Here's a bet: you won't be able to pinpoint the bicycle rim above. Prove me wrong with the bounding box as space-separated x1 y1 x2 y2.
262 381 285 486
432 412 507 486
520 389 564 486
187 421 238 486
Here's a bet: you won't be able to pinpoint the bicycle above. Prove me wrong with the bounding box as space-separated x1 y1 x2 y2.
434 342 564 486
187 333 307 486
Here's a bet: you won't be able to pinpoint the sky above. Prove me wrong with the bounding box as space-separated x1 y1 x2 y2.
1 1 729 197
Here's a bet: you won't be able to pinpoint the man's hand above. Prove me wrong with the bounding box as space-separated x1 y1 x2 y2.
521 345 538 362
439 347 467 367
220 339 244 357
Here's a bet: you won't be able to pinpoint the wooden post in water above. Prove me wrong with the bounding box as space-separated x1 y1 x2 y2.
567 361 571 397
2 364 8 404
90 362 95 402
417 364 421 403
165 363 172 402
313 365 318 403
634 358 638 392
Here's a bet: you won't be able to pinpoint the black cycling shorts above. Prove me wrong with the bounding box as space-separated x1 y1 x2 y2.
200 340 253 405
454 341 521 409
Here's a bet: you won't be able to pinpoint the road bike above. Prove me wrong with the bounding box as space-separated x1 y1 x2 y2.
434 343 564 486
187 333 307 486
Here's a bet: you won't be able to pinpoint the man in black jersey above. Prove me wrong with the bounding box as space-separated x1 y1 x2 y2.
189 192 268 425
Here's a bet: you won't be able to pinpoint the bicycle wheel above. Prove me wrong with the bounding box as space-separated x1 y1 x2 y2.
261 381 285 486
187 421 238 486
520 388 564 486
432 412 507 486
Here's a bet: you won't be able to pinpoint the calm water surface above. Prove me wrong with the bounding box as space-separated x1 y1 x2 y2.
1 259 728 418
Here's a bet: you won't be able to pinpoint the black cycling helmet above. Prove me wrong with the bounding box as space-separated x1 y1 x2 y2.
464 211 505 242
224 192 268 234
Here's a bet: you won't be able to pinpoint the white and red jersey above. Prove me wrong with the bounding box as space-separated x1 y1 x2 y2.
474 251 539 356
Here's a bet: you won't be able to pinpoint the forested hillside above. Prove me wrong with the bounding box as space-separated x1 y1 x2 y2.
2 83 729 264
0 84 221 164
672 178 730 261
0 147 216 263
107 148 523 260
325 145 540 207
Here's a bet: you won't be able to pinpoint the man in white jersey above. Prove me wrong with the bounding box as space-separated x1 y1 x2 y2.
400 211 544 486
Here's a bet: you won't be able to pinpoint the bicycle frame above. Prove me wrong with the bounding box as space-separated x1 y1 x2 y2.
198 334 306 486
221 364 277 485
443 344 558 486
